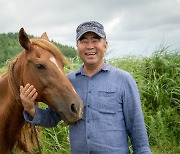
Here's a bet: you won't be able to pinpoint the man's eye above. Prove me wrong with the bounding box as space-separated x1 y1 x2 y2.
92 39 99 42
35 64 46 70
80 39 88 43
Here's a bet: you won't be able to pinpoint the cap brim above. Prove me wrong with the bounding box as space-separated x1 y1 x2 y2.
77 29 105 41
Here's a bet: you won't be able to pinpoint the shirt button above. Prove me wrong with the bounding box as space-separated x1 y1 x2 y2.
88 91 91 93
87 136 90 139
87 120 90 123
87 105 90 107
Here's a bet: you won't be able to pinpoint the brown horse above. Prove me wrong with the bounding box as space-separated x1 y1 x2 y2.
0 28 83 153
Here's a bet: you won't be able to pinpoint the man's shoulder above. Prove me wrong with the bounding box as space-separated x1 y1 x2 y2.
107 65 137 85
66 69 79 79
108 65 137 88
109 65 131 78
67 71 75 78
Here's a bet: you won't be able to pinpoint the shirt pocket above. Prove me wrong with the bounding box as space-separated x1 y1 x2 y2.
97 90 122 114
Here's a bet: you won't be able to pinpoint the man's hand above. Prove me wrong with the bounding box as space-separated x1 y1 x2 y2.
20 83 38 117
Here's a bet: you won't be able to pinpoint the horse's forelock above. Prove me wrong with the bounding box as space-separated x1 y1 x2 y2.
30 39 68 66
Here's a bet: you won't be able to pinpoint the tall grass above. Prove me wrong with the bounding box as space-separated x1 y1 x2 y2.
36 122 70 154
0 47 179 153
142 47 180 111
140 47 180 154
108 47 180 154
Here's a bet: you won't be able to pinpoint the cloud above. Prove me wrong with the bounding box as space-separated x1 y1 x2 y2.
0 0 179 57
105 17 121 36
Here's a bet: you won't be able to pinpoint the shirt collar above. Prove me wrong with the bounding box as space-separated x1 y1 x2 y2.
75 62 110 76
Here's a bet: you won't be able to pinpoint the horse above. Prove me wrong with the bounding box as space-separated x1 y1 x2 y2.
0 28 83 153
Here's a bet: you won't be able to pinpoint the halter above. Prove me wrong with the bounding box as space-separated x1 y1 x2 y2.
9 59 22 103
9 59 42 154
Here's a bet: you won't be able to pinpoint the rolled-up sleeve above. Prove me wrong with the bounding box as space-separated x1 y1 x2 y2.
23 106 62 128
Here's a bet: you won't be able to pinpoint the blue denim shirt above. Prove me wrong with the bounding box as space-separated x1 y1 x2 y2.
24 63 151 154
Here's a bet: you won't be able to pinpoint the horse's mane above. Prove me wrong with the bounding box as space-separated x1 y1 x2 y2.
5 58 37 153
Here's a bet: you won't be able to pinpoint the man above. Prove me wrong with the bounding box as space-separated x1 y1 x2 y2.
20 21 151 154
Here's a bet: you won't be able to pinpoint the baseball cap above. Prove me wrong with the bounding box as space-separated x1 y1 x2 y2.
76 21 106 41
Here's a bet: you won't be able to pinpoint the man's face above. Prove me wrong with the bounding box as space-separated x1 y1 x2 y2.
77 32 108 66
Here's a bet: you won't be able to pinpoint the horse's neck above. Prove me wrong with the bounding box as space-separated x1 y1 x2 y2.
0 74 25 151
0 74 10 100
0 73 23 117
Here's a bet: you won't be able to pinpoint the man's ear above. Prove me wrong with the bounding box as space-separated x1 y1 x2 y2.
104 40 108 51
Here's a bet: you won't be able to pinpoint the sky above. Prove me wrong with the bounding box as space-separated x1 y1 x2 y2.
0 0 180 58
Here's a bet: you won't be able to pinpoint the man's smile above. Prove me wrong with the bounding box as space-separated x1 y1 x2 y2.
85 51 97 56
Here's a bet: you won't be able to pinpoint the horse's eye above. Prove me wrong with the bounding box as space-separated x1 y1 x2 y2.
36 64 45 70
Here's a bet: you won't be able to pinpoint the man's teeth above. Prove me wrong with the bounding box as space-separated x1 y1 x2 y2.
86 52 96 55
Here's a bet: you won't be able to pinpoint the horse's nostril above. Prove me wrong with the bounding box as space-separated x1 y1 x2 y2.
71 104 77 113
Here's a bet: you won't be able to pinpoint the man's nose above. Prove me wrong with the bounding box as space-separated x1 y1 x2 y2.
86 41 94 49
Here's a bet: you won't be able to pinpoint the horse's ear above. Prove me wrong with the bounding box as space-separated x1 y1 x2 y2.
18 28 31 50
41 32 50 41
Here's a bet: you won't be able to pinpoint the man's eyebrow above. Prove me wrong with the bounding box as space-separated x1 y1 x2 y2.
92 35 101 39
79 36 86 40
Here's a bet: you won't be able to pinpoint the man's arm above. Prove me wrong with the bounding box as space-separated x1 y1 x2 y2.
122 74 151 154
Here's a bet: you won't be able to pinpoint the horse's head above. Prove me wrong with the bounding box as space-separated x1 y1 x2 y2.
17 28 83 124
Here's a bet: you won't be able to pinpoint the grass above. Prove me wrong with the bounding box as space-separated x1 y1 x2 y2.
37 123 70 154
0 47 179 154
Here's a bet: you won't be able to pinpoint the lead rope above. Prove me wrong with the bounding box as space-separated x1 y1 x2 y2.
33 125 42 154
9 60 42 154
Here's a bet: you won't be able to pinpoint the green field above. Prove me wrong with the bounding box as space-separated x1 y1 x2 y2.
1 47 179 154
